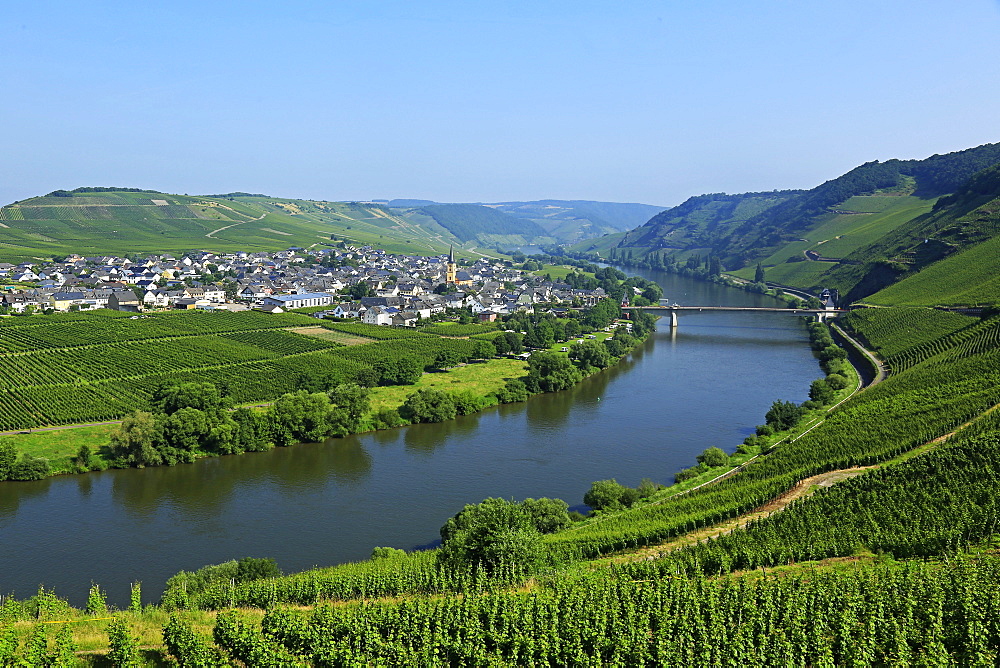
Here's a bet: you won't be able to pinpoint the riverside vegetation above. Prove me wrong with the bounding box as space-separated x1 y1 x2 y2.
0 296 654 478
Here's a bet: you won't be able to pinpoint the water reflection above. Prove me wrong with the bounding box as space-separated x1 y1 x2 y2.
403 412 482 455
0 477 52 520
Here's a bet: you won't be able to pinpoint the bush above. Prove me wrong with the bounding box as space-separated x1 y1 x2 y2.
371 408 407 429
496 379 531 403
0 439 16 480
371 546 406 559
399 388 457 423
826 372 850 390
8 454 50 481
583 479 628 511
697 446 729 467
674 463 709 484
437 498 543 577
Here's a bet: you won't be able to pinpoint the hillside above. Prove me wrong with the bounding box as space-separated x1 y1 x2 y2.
0 188 460 262
383 199 666 249
608 142 1000 276
489 200 666 244
401 203 550 246
0 189 664 263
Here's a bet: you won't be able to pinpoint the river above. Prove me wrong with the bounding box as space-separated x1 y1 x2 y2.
0 268 821 606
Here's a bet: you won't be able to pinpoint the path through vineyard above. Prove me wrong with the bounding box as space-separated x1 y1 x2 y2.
601 466 876 565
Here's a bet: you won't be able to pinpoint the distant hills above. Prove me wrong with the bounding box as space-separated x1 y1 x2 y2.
572 142 1000 306
0 188 664 263
384 199 666 249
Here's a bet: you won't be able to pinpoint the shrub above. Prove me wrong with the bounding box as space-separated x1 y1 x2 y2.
697 447 729 468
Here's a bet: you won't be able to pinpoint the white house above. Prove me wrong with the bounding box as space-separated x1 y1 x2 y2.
260 292 333 310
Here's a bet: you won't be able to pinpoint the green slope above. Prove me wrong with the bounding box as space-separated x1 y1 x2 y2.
0 189 460 261
864 233 1000 306
611 142 1000 275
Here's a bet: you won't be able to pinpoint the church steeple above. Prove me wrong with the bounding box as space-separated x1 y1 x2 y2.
446 245 457 284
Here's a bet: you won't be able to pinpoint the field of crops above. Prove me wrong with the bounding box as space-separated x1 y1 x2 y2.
846 308 1000 372
171 556 1000 666
866 233 1000 307
322 322 436 340
0 310 485 430
419 322 499 337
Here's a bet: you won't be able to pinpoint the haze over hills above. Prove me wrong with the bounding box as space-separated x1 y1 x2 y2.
384 199 667 249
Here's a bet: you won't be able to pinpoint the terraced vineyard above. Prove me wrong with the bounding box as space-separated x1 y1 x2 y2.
0 310 483 431
845 307 1000 372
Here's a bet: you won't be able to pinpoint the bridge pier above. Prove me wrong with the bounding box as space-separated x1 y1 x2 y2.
670 310 678 328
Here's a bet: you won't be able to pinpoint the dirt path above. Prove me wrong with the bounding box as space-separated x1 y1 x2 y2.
606 466 877 564
206 211 266 238
0 421 122 436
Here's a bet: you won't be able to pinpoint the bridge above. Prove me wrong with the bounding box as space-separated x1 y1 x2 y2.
626 305 846 327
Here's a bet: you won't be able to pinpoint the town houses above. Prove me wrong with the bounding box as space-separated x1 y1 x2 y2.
0 246 609 321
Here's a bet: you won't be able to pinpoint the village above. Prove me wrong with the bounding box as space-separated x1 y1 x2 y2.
0 245 610 324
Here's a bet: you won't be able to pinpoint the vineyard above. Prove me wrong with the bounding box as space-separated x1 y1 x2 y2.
150 556 1000 666
843 307 999 372
420 323 499 337
0 310 492 431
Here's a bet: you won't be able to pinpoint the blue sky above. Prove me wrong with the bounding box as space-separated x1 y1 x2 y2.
3 0 999 207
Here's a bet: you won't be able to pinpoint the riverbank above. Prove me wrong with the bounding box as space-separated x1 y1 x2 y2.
1 325 631 479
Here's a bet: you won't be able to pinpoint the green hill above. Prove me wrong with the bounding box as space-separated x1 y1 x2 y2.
610 142 1000 274
0 189 665 262
405 203 549 245
0 188 461 262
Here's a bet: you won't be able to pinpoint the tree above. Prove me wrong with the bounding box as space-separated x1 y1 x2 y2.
765 399 804 431
809 378 835 404
755 263 766 283
160 407 213 454
152 382 229 416
327 383 370 436
0 438 16 480
235 557 282 582
231 407 271 452
268 391 336 444
563 319 582 340
109 411 163 467
569 340 612 371
524 351 583 393
399 388 457 423
437 498 542 577
502 331 524 354
583 479 628 511
521 497 571 534
470 339 497 361
697 446 729 467
373 356 423 385
429 348 464 372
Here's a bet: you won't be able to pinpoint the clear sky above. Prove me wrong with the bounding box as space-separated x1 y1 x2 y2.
3 0 999 208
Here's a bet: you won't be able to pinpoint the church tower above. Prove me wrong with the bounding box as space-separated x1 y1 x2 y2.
446 245 457 284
